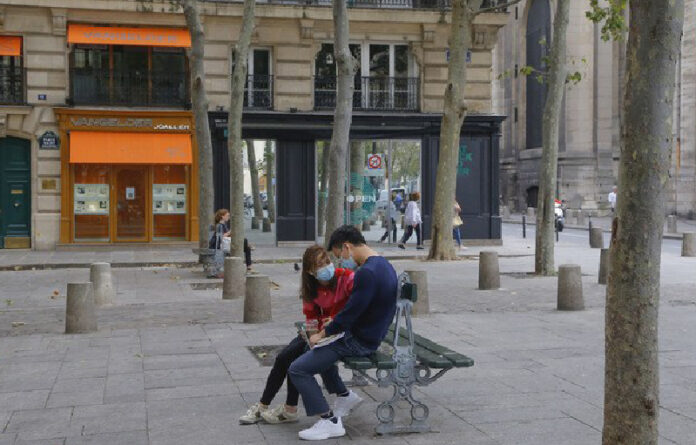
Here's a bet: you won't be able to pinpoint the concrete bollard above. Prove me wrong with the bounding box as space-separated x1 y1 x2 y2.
362 220 371 231
65 282 97 334
262 217 272 233
501 205 510 219
526 207 535 219
244 274 272 323
222 257 246 300
682 233 696 257
90 262 114 306
598 248 610 285
589 227 604 249
576 211 586 227
405 270 429 316
478 251 500 290
667 215 678 234
557 264 584 311
251 217 260 230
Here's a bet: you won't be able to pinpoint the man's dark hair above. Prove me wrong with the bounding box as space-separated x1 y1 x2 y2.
328 225 366 250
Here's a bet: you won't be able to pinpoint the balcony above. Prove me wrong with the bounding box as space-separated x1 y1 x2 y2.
242 75 273 110
0 66 25 105
208 0 451 9
70 68 190 108
314 76 419 112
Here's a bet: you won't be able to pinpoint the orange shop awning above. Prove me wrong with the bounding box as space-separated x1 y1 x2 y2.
67 24 191 48
0 36 22 56
70 132 192 164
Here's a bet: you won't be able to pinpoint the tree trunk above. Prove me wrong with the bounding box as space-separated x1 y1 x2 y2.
317 141 330 237
350 141 365 227
427 0 481 261
227 0 255 258
246 139 264 223
181 0 214 255
264 140 276 223
534 0 570 276
324 0 356 243
603 1 684 444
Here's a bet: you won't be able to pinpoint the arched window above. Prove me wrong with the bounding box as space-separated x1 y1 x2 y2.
525 0 550 149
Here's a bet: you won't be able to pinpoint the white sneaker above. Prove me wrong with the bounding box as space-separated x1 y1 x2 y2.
261 404 299 424
298 417 345 441
333 390 363 417
239 402 267 425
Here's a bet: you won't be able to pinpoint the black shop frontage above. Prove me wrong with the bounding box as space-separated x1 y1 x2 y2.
208 111 503 245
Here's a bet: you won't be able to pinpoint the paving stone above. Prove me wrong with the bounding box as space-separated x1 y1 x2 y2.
0 434 15 445
69 402 146 436
5 407 72 441
0 362 61 392
58 361 107 379
65 430 148 445
143 366 229 390
104 374 145 404
107 354 143 375
143 353 221 371
145 383 237 402
477 417 601 445
15 438 66 445
0 390 50 411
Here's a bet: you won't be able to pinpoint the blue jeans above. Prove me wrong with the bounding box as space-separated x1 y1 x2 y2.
288 334 372 416
453 226 462 247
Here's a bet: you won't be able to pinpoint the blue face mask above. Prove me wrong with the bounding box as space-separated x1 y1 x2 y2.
316 263 335 281
342 256 358 270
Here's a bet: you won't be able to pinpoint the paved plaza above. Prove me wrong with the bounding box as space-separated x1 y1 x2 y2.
0 225 695 444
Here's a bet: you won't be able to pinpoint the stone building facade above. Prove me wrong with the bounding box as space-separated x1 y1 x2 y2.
492 0 696 217
0 0 509 250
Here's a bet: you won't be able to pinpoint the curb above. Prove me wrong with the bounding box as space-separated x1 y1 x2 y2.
502 219 684 241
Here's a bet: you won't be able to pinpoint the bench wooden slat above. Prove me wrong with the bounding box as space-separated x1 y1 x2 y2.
389 325 474 368
343 355 375 370
370 351 396 369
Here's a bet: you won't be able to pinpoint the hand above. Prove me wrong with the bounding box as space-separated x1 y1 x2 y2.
309 330 325 347
224 232 231 237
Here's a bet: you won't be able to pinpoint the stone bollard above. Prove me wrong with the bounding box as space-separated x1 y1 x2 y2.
222 257 245 300
557 264 584 310
251 217 260 230
90 262 114 306
262 217 272 233
501 205 510 219
667 215 678 234
478 251 500 290
589 227 604 249
65 282 97 334
526 207 535 219
362 220 371 231
682 233 696 257
576 211 586 227
244 274 271 323
598 248 610 285
405 270 429 316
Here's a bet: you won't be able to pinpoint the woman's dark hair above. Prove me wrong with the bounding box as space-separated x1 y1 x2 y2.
300 245 335 302
327 225 366 251
214 209 229 224
410 191 420 201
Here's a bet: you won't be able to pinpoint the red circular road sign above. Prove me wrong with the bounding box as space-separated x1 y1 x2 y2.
368 154 382 169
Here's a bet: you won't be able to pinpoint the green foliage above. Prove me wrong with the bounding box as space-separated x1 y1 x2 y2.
586 0 627 41
566 71 582 85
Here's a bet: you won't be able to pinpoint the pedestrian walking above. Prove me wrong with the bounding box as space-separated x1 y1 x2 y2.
379 195 398 243
608 186 617 213
239 245 355 426
453 199 465 250
398 192 423 250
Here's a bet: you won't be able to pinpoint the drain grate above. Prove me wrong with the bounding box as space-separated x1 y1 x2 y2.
190 282 223 290
247 345 289 366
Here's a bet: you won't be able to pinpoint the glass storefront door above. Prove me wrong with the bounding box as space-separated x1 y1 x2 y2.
115 166 148 241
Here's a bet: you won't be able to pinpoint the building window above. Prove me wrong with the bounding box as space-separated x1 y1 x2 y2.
0 36 24 105
242 48 273 109
314 42 419 111
525 0 550 149
70 45 189 107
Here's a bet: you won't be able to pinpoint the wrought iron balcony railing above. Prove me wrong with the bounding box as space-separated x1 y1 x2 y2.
242 75 273 109
70 68 190 108
206 0 451 9
0 66 25 105
314 76 419 112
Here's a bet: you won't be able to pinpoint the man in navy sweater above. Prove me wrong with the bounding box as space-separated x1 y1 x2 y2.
288 225 398 440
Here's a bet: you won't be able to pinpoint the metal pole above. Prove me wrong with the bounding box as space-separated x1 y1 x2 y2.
556 224 559 242
522 215 526 238
387 140 393 244
589 215 593 231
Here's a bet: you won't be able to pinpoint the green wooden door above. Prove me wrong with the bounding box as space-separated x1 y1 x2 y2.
0 137 31 249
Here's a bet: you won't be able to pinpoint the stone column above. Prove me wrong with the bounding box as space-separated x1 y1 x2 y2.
65 282 97 334
223 257 245 300
682 233 696 257
405 270 429 316
598 248 610 285
262 217 272 233
557 264 584 311
526 207 535 219
244 275 271 323
576 211 586 227
667 215 678 233
589 227 604 248
90 262 114 306
478 251 500 290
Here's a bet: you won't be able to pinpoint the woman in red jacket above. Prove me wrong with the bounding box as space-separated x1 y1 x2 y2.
239 245 355 425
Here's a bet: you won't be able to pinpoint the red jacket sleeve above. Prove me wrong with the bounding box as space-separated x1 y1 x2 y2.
302 300 321 324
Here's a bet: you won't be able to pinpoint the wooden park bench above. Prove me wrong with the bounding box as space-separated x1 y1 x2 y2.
297 272 474 435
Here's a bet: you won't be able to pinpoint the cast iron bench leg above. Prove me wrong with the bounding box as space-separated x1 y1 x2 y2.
345 369 370 387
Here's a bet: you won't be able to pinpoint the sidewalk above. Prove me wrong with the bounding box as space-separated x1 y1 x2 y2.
503 212 696 240
0 236 694 444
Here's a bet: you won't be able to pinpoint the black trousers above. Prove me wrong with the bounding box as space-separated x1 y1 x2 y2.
400 223 422 246
260 335 307 406
380 218 397 243
244 238 252 267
